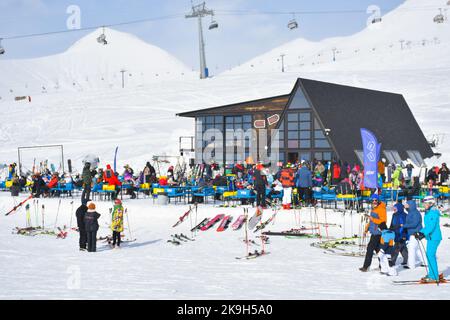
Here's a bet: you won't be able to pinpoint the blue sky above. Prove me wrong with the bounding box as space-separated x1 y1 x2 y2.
0 0 405 72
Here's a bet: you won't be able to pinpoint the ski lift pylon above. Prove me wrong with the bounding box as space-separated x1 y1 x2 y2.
287 13 298 30
0 38 5 55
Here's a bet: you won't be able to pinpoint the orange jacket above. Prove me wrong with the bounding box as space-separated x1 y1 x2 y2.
365 202 387 233
280 169 295 187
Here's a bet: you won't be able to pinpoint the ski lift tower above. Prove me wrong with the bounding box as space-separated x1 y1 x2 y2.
186 2 216 79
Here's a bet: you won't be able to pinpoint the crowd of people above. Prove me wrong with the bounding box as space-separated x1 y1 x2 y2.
361 194 443 283
2 159 449 209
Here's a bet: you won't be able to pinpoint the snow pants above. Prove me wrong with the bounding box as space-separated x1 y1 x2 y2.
378 250 397 276
81 185 91 204
407 235 424 269
112 231 121 247
79 228 87 249
255 185 266 207
425 240 441 280
87 231 97 252
390 241 408 267
282 187 292 205
363 234 381 269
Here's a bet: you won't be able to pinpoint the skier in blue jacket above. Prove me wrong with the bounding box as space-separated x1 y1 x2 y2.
402 200 424 269
415 196 443 283
389 202 408 267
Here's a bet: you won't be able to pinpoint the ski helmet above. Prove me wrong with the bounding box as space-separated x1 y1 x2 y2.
114 199 122 205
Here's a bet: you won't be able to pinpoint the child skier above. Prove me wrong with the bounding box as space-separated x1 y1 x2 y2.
378 222 398 276
111 199 124 249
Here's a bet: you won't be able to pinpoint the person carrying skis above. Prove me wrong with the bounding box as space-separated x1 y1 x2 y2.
84 202 101 252
415 196 442 283
360 194 387 272
111 199 124 249
377 222 398 276
76 202 88 251
402 200 424 269
389 202 408 267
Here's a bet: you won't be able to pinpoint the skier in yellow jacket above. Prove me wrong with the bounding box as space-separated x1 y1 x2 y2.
111 199 124 248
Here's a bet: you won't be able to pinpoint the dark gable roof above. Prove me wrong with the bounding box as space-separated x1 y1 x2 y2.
177 94 290 117
297 78 434 164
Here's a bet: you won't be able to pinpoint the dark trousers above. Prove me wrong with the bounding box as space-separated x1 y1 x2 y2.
390 241 408 266
298 187 311 204
363 234 381 269
112 231 121 246
87 231 97 252
81 185 91 204
255 185 266 207
79 229 87 249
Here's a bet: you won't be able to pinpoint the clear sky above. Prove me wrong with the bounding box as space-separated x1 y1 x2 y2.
0 0 405 72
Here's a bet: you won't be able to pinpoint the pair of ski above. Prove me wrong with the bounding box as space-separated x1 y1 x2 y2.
191 214 242 232
392 278 449 285
253 211 278 233
236 208 270 260
235 250 270 260
172 204 197 228
167 233 194 245
99 235 136 244
262 229 320 238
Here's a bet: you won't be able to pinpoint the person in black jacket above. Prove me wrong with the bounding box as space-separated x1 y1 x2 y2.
84 202 101 252
439 163 449 185
32 173 48 198
253 164 266 207
76 203 88 251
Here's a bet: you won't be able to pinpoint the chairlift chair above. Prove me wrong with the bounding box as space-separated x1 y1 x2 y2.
434 14 445 23
97 27 108 45
209 20 218 30
371 17 382 24
287 13 298 30
434 9 445 23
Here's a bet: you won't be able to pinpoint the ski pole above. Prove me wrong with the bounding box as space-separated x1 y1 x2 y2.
41 204 45 229
125 208 132 240
35 200 39 228
54 198 62 230
69 201 74 229
244 208 249 256
418 238 439 286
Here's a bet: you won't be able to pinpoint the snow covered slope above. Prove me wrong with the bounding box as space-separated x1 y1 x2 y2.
226 0 450 74
1 194 449 299
0 28 195 98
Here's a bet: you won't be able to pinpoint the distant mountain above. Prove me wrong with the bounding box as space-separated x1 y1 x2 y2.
225 0 450 74
0 28 195 98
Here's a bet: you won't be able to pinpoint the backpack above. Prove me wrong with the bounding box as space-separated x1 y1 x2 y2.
106 170 112 179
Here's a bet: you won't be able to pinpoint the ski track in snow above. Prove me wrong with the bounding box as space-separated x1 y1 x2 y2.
1 194 449 299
